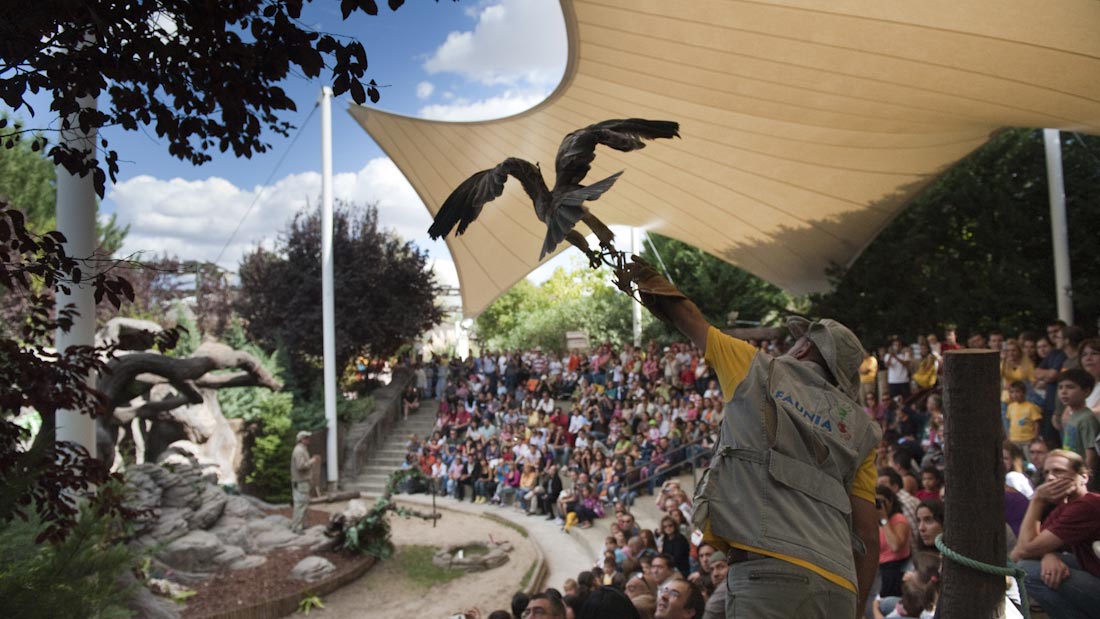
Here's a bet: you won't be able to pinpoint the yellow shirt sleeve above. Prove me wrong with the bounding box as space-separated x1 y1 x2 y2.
704 326 758 402
850 452 877 503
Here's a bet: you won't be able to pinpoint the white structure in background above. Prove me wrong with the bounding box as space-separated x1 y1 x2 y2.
1043 129 1074 325
55 94 98 455
419 285 473 360
319 87 338 489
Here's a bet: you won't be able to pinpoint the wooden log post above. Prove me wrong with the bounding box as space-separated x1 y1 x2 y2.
940 349 1006 618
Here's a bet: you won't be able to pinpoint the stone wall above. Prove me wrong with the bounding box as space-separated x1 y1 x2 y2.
339 366 414 482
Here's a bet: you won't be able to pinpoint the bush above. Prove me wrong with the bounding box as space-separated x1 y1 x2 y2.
244 392 296 503
0 502 140 618
338 395 375 424
217 321 287 423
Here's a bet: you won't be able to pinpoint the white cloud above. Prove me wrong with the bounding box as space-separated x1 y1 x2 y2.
423 0 566 88
418 89 550 122
416 81 435 100
110 158 435 272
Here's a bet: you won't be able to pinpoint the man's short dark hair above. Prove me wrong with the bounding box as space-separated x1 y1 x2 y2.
877 467 903 490
919 465 944 485
529 591 566 618
674 578 705 618
653 553 675 570
1059 368 1096 393
511 592 531 618
1063 325 1086 347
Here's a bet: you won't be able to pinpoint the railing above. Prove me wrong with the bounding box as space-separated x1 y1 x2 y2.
592 433 714 497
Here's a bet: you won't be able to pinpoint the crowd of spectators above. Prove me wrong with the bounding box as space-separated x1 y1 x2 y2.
400 318 1100 619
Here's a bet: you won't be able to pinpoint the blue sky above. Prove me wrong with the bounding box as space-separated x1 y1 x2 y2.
9 0 576 295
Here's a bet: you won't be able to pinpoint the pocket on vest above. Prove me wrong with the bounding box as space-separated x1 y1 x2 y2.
692 464 716 532
761 449 851 549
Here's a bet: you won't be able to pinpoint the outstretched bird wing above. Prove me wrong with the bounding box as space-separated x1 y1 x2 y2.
553 118 680 189
427 157 548 239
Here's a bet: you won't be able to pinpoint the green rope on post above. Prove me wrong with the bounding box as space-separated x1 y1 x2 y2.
934 534 1030 619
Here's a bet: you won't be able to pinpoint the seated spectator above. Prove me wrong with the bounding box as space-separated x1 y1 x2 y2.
625 571 654 600
701 551 729 619
656 516 691 579
654 578 704 619
877 485 913 598
1053 369 1099 489
570 484 604 529
493 459 520 505
1011 449 1100 618
914 466 943 501
1006 380 1042 451
1026 437 1053 490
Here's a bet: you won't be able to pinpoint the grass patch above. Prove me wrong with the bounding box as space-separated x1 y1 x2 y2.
480 513 529 538
394 545 465 589
519 560 538 591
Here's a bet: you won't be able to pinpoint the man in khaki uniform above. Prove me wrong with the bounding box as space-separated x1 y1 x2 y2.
618 257 881 618
291 430 319 533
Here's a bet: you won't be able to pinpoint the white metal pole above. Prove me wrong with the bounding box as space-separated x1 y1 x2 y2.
631 227 642 347
320 87 338 488
54 95 98 456
1043 129 1074 325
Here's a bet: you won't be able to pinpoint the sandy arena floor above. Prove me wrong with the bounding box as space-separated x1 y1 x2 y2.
308 500 537 619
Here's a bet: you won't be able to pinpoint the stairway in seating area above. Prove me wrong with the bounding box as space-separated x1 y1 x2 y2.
350 397 438 496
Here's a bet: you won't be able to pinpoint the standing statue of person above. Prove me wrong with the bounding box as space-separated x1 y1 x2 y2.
617 257 883 618
291 430 320 533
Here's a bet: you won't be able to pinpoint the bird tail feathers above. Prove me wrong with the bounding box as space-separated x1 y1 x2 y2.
560 171 622 207
540 171 623 259
541 201 586 259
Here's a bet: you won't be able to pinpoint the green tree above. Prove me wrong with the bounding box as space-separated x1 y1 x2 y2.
638 233 793 342
475 259 634 352
1 0 410 196
0 114 55 233
0 113 128 252
810 129 1100 346
236 200 443 394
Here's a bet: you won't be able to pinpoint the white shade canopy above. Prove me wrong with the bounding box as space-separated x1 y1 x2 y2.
350 0 1100 316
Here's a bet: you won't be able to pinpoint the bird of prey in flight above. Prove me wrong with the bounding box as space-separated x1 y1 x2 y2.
427 118 679 265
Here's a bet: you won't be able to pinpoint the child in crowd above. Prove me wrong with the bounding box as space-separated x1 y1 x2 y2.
914 466 943 501
1054 368 1099 488
1005 380 1043 453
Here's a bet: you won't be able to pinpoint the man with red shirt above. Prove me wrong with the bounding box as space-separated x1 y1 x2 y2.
1011 449 1100 619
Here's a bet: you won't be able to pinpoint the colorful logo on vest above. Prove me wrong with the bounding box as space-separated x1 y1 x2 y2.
773 389 832 432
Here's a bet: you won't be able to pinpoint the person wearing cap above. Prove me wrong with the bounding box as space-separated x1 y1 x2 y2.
290 430 320 533
616 257 883 618
701 551 730 619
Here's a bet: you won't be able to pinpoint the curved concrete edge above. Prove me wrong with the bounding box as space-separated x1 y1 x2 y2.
478 511 547 595
190 553 376 619
375 492 600 593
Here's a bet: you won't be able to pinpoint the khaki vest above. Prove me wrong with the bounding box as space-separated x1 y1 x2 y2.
693 354 881 584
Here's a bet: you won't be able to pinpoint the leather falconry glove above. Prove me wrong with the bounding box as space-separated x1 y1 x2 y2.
615 255 687 324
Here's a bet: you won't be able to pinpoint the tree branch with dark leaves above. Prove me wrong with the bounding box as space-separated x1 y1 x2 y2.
0 0 414 196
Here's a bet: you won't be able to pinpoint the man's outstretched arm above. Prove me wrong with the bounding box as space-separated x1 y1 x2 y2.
658 295 710 353
617 256 711 352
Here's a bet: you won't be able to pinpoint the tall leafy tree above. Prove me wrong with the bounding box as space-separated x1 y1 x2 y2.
0 113 129 254
1 0 413 196
475 260 635 352
236 200 442 393
639 233 793 330
810 129 1100 346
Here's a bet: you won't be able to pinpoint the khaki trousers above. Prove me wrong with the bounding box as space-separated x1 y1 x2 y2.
725 556 855 618
291 481 311 532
